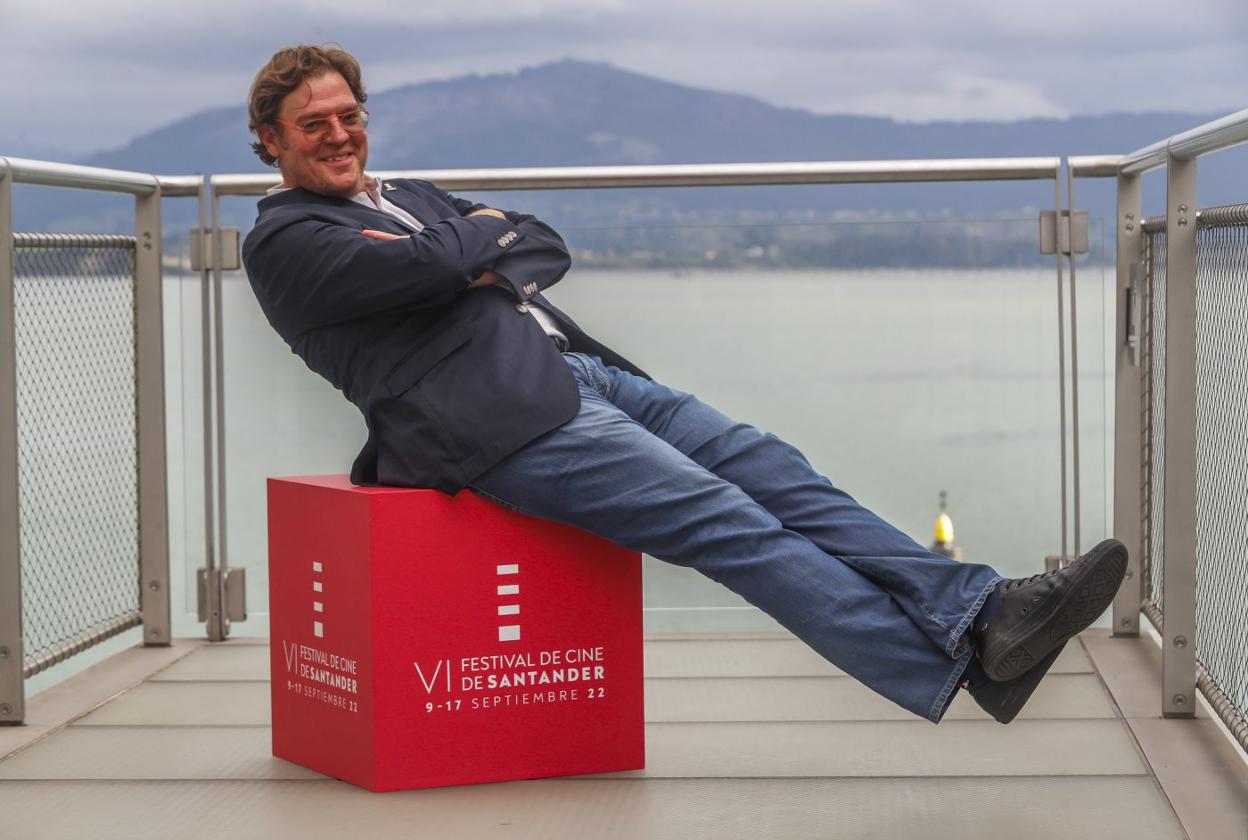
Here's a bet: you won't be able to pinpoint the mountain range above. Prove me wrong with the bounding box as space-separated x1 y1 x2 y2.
12 59 1241 262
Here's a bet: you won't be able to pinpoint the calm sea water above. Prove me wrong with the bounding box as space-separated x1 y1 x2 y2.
160 265 1113 636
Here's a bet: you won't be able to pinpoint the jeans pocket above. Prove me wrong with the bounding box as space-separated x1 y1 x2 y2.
568 353 610 396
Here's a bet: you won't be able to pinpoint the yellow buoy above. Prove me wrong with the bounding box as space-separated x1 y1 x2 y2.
930 490 963 561
934 511 955 547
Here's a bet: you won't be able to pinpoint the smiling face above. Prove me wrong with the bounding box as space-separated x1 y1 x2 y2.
258 71 369 198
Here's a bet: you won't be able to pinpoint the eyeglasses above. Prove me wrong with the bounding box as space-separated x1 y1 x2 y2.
273 108 370 141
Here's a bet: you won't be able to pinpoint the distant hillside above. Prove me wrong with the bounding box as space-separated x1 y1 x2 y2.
12 59 1241 263
79 60 1219 176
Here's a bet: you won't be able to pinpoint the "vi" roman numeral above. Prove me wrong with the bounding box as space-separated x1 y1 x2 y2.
413 659 452 694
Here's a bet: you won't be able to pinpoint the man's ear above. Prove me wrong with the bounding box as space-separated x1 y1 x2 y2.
257 124 281 161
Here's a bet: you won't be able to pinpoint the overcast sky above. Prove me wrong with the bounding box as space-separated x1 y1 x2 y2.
2 0 1245 158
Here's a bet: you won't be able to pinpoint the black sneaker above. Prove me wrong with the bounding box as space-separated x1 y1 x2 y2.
969 642 1065 724
977 539 1127 682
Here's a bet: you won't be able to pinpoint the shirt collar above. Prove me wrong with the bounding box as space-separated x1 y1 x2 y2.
266 174 383 206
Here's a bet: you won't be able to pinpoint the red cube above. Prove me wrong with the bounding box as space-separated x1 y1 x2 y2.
267 474 645 791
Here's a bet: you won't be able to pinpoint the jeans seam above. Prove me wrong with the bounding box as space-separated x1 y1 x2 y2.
928 647 973 723
945 574 1004 658
587 356 610 396
572 353 609 397
469 486 529 516
918 598 952 633
568 353 598 394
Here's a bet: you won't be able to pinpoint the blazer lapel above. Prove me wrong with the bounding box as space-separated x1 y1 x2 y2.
384 182 455 224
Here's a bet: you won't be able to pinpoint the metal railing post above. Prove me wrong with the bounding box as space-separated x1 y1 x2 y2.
1161 149 1198 717
193 178 234 642
135 187 170 646
196 179 223 641
0 159 24 724
1112 172 1144 637
211 185 230 642
1066 162 1083 558
1054 165 1070 566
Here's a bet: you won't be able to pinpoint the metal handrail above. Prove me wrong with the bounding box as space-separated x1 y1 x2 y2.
207 157 1062 197
0 157 158 196
1120 107 1248 175
0 156 1070 196
1069 155 1122 178
156 175 203 197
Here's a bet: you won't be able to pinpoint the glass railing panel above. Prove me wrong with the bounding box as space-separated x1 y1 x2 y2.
162 239 210 638
549 218 1111 630
169 215 1110 635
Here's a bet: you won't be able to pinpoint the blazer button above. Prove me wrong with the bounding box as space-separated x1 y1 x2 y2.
515 303 529 314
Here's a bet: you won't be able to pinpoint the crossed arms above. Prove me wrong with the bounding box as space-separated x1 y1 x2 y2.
241 181 572 341
362 206 510 289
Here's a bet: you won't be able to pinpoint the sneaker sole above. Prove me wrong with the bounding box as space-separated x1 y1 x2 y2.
982 540 1127 682
972 641 1066 724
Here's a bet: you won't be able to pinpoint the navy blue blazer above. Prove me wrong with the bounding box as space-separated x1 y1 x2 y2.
242 178 645 492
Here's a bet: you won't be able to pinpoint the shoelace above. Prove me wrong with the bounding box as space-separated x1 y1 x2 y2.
1001 567 1061 592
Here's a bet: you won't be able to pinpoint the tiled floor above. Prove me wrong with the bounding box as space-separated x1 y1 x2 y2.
0 632 1243 839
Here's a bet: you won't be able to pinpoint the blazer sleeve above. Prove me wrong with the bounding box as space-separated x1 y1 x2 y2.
428 183 573 301
242 206 525 340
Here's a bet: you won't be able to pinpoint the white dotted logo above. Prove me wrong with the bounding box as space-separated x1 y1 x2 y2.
312 560 324 638
496 564 520 642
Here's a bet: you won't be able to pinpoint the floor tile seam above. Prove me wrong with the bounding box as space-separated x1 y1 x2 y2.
153 674 902 680
144 673 269 678
0 778 331 785
0 771 1154 782
640 719 1126 726
0 643 203 765
65 716 1121 727
141 673 1097 684
645 716 1120 723
182 635 805 646
593 772 1154 781
654 672 1092 680
1076 634 1192 839
196 635 1099 645
635 634 808 642
57 718 1129 729
65 724 273 730
0 773 1166 785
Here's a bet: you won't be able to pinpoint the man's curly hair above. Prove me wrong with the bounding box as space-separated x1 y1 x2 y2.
248 44 368 167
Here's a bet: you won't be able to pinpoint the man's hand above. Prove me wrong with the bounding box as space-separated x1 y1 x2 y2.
469 270 506 288
466 211 516 287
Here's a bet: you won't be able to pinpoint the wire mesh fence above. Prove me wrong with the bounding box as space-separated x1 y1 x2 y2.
1192 214 1248 744
1139 207 1248 748
12 233 142 676
1142 226 1166 616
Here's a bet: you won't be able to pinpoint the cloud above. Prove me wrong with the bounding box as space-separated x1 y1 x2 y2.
2 0 1245 156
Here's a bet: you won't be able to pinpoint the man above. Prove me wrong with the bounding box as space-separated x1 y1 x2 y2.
242 44 1127 726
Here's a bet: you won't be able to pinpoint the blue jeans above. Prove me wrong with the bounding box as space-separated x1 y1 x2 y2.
470 353 1002 722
